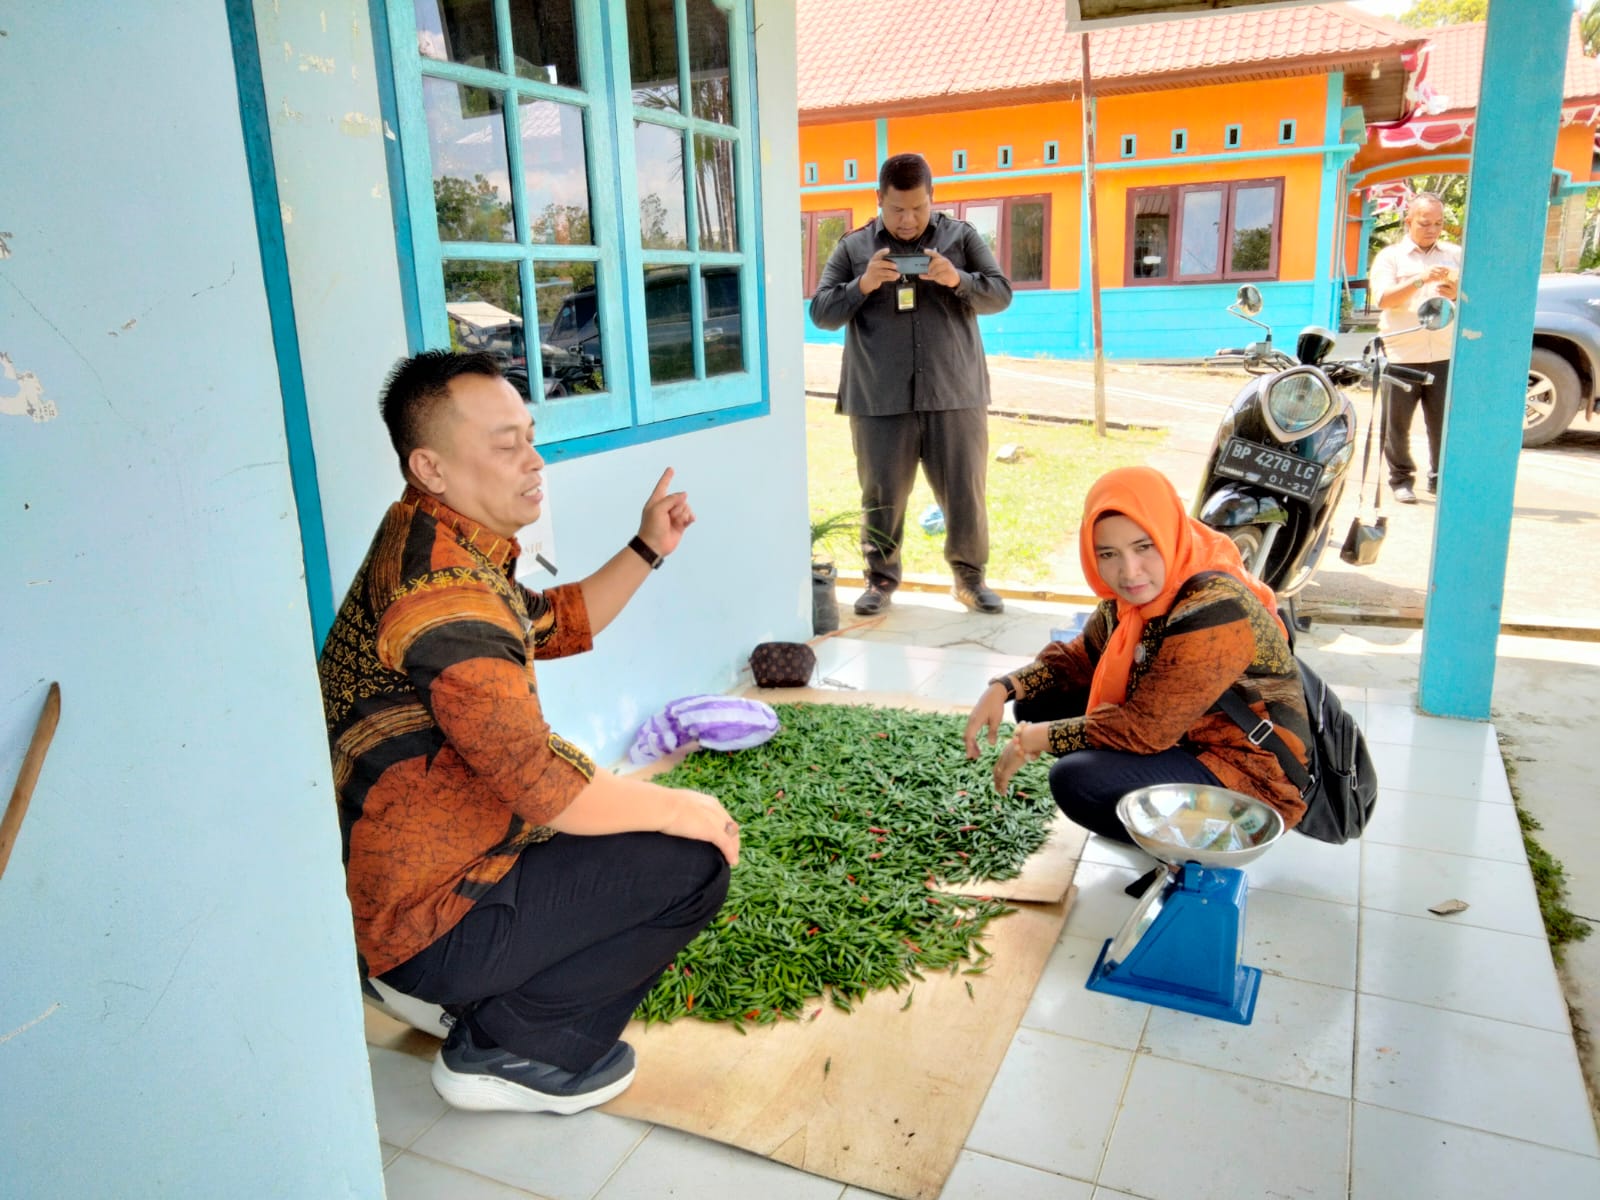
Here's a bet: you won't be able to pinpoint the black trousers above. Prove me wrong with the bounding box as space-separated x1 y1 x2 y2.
1014 692 1221 844
850 408 990 592
1383 360 1450 490
381 832 729 1072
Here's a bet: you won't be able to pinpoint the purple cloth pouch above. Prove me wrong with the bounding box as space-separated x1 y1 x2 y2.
629 696 780 764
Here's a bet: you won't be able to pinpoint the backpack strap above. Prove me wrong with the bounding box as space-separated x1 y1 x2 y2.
1211 683 1313 796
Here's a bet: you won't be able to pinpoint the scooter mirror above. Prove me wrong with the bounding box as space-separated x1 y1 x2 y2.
1234 285 1264 316
1417 297 1455 331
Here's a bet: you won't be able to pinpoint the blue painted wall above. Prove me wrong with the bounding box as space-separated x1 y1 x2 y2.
0 4 382 1195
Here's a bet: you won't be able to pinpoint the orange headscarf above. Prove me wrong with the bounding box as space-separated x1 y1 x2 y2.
1079 466 1284 711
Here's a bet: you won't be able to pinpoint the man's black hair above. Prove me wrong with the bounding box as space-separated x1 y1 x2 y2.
379 349 504 473
878 153 933 196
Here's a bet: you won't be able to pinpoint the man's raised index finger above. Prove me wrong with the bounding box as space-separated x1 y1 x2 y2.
650 467 675 501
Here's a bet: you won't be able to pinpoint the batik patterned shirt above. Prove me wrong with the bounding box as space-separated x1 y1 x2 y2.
319 487 595 976
1010 573 1311 826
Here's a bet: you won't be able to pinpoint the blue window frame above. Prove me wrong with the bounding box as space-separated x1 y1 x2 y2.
997 145 1013 168
1225 123 1242 149
1044 139 1060 164
1120 134 1136 158
843 158 858 181
378 0 766 457
1171 129 1187 153
952 149 967 172
804 161 819 184
1278 119 1296 145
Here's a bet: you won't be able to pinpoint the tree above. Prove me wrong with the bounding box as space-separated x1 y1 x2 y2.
1584 0 1600 55
1397 0 1486 27
433 174 513 244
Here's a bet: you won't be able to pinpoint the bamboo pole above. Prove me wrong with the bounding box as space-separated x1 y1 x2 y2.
1079 33 1107 437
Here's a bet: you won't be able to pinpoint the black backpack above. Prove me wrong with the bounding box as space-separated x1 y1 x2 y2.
1211 656 1378 843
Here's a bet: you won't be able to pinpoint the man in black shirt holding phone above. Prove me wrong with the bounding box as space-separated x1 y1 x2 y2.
810 153 1014 616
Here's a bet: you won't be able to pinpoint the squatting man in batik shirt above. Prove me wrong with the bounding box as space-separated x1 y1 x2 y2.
318 349 738 1115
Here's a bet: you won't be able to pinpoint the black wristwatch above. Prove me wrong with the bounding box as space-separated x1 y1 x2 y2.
989 674 1017 701
628 535 664 570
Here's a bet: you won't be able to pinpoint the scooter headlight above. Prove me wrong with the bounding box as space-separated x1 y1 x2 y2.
1261 368 1337 439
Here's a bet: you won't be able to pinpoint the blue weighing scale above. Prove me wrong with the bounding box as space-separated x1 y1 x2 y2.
1085 784 1285 1026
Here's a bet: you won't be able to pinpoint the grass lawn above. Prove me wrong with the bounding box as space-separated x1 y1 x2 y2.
807 398 1167 585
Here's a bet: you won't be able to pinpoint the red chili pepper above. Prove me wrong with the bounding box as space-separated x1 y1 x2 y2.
957 824 978 832
807 925 820 936
808 764 822 771
957 790 969 797
746 1009 760 1020
846 874 856 883
686 993 695 1011
925 896 943 905
810 1008 822 1021
873 732 889 739
956 851 969 859
867 852 882 860
774 789 785 799
682 966 693 976
868 826 888 834
725 913 739 922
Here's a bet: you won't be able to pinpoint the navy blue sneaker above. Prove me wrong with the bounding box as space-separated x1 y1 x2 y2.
430 1022 636 1115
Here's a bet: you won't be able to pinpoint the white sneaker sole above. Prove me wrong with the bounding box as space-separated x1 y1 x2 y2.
430 1053 637 1115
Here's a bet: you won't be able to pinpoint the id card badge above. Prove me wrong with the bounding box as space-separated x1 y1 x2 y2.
896 283 916 312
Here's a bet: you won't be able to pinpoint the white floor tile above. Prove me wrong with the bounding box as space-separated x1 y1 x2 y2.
412 1108 648 1200
965 1028 1132 1181
1366 686 1415 706
1354 993 1600 1155
810 637 868 684
842 1187 896 1200
1076 835 1158 873
1245 888 1359 989
816 644 944 695
1360 842 1545 938
1141 973 1355 1097
380 1141 405 1167
368 1046 448 1149
1242 830 1362 906
1362 703 1498 754
1367 741 1498 799
917 659 1014 707
1098 1056 1350 1200
1060 860 1144 943
1351 1104 1600 1199
1022 933 1151 1050
1475 746 1514 804
1358 908 1570 1031
593 1127 842 1200
385 1153 544 1200
937 1151 1094 1200
1365 789 1527 863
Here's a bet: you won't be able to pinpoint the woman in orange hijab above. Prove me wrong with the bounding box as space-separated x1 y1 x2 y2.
964 466 1310 862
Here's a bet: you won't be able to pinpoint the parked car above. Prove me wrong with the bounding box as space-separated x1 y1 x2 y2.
1526 272 1600 447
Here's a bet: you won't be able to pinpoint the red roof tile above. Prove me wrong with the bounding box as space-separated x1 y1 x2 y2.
797 0 1421 116
1418 18 1600 115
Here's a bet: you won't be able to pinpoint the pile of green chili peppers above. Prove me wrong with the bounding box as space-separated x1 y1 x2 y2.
637 702 1053 1028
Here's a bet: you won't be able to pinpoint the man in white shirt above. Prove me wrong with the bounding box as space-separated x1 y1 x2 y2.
1367 192 1462 503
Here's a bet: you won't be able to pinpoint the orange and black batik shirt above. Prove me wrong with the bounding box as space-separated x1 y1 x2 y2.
318 487 596 977
1011 573 1311 828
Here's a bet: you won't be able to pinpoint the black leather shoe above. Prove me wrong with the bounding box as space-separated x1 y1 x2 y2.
1426 476 1438 495
854 587 891 616
1393 484 1418 504
952 579 1005 614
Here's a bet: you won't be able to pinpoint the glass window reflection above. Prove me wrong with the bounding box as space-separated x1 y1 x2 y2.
703 267 742 377
443 262 524 374
1010 202 1045 283
425 77 514 244
1230 186 1276 273
520 100 592 245
535 261 606 397
416 0 498 69
627 0 679 111
1178 189 1222 277
509 1 582 87
686 0 732 125
643 265 694 383
694 134 737 251
635 122 688 250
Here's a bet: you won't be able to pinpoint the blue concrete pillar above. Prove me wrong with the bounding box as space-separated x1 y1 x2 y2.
1419 0 1570 718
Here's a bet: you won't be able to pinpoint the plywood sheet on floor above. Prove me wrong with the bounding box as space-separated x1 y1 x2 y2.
605 687 1085 1200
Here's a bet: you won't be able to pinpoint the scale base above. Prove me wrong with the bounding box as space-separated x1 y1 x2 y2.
1086 940 1262 1025
1084 864 1261 1026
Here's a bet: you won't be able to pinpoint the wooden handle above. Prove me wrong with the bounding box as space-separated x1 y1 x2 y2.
0 682 61 881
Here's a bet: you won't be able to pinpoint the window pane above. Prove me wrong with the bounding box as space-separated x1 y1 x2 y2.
1132 191 1170 279
520 100 592 245
1177 188 1223 277
627 0 679 111
535 261 606 397
509 0 581 86
1230 185 1277 274
643 265 694 383
635 122 688 249
416 0 497 70
686 0 732 125
1009 202 1045 283
965 203 1000 254
814 213 849 287
704 267 743 376
425 78 513 244
443 261 524 390
694 134 738 251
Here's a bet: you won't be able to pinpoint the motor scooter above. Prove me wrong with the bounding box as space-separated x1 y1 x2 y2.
1195 285 1454 624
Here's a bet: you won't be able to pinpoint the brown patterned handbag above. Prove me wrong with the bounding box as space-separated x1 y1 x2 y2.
749 642 816 688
